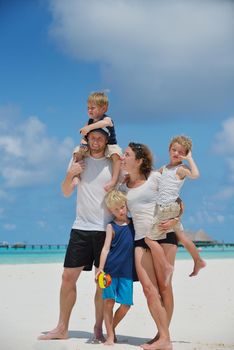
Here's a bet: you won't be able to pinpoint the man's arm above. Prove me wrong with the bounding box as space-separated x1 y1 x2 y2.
61 160 85 197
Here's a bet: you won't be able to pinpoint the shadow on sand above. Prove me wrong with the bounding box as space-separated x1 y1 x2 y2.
68 330 149 346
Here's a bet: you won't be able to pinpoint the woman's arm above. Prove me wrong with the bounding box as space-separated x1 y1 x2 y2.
158 198 184 231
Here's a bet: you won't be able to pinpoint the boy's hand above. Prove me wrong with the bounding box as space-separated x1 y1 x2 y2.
80 126 90 136
95 269 103 282
181 151 193 161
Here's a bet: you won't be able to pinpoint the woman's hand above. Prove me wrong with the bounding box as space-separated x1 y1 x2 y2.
158 218 179 232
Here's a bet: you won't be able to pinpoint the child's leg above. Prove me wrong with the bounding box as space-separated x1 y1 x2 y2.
112 304 130 343
103 299 115 345
104 153 121 192
175 228 206 276
145 237 174 288
72 144 89 186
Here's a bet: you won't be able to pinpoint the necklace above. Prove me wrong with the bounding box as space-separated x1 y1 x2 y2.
128 177 146 188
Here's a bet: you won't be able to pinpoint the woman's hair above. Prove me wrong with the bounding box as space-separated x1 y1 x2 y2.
104 190 127 209
169 135 192 155
87 92 109 108
128 142 153 179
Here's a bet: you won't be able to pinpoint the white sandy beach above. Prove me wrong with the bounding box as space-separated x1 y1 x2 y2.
0 259 234 350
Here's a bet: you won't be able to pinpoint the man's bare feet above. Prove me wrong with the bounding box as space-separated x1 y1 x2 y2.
38 327 68 340
91 326 106 343
189 258 206 277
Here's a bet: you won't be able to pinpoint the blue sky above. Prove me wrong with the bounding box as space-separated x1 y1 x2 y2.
0 0 234 244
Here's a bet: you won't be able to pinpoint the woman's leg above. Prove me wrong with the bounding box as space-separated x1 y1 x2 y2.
135 247 172 350
144 243 177 345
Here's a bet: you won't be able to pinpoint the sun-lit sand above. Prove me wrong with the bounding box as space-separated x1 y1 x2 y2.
0 259 234 350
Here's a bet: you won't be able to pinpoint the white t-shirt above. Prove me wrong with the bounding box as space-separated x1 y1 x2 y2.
120 171 161 240
71 156 113 231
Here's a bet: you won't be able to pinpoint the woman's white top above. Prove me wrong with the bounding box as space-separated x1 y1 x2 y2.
120 171 161 241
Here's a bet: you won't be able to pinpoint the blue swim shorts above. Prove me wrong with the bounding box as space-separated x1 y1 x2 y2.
102 277 133 305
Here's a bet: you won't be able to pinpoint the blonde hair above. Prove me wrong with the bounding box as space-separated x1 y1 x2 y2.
87 92 109 109
105 190 127 209
169 135 192 155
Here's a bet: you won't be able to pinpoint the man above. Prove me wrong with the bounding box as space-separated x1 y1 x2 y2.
38 128 114 342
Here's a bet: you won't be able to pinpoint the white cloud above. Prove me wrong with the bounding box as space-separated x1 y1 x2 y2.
212 186 234 201
48 0 234 120
0 113 74 188
213 117 234 155
3 223 16 231
187 210 225 226
37 220 47 229
212 117 234 200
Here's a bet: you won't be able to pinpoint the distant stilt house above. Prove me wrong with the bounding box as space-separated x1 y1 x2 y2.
0 241 9 248
11 242 26 248
183 229 217 247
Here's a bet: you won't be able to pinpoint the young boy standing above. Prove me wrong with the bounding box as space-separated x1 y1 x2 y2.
96 190 135 345
73 92 122 191
145 135 206 283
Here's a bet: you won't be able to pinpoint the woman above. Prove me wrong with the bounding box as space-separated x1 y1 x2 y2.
121 142 179 350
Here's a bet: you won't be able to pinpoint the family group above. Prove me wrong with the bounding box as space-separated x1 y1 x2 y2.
38 92 206 350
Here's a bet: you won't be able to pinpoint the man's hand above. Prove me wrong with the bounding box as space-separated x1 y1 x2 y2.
69 160 85 177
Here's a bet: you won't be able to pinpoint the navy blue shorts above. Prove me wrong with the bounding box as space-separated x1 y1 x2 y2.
64 229 106 270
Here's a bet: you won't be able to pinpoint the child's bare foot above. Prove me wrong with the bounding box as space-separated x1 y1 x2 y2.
72 176 79 186
189 258 206 277
104 180 116 192
38 327 68 340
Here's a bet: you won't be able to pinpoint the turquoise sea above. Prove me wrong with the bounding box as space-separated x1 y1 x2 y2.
0 245 234 264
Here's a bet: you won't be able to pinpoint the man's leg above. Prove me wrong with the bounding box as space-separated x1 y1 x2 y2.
38 267 83 340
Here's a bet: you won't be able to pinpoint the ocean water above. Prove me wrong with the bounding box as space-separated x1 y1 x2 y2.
0 245 234 264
